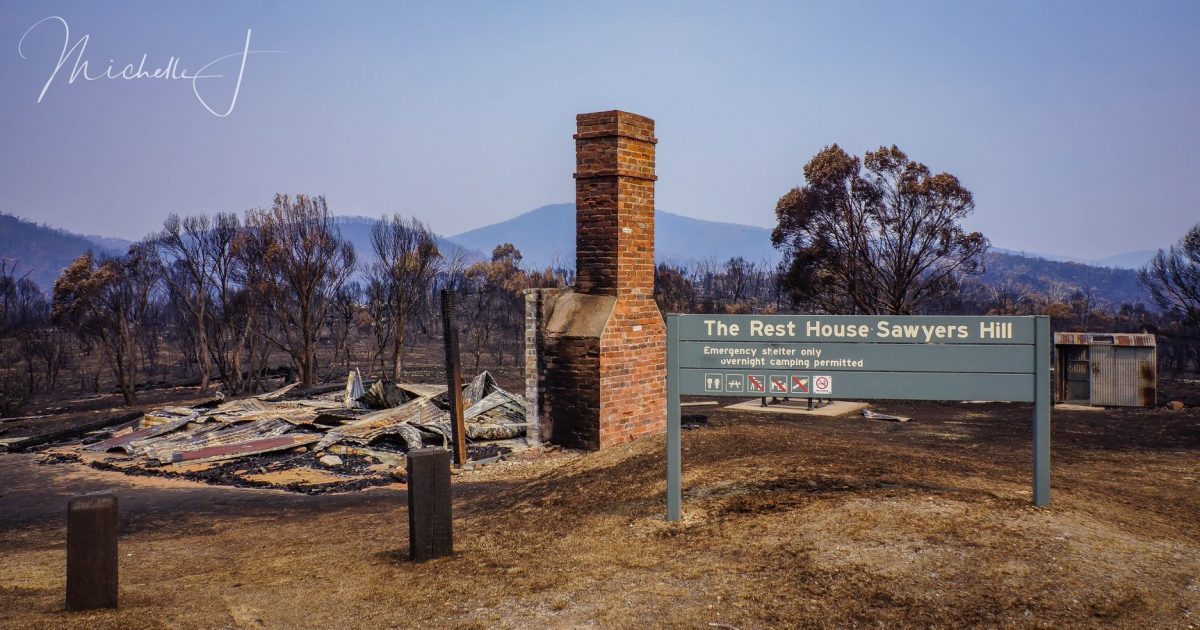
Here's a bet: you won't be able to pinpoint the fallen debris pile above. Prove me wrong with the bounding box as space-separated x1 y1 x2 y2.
862 409 910 422
40 371 530 493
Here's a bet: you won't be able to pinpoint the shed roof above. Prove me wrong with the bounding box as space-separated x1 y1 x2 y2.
1053 332 1156 347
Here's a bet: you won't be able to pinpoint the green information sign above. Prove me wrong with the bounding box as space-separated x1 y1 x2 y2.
665 314 1052 520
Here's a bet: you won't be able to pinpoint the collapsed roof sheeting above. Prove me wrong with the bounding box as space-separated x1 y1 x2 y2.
463 371 499 408
318 371 528 448
85 414 195 454
141 419 295 463
172 433 321 465
316 396 450 450
77 371 529 479
463 389 528 440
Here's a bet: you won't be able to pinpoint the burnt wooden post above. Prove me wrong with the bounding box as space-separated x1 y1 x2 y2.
66 492 118 611
441 289 468 466
407 447 453 561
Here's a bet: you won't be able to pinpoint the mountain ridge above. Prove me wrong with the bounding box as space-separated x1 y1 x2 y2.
990 246 1155 270
451 204 1156 271
0 214 128 291
0 208 1161 310
447 203 785 268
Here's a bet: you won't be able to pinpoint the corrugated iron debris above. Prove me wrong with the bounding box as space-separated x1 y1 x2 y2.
49 372 531 493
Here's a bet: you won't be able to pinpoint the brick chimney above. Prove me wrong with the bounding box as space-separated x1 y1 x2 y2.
574 111 657 299
524 111 667 450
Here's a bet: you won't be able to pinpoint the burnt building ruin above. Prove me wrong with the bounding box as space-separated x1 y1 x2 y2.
525 111 667 450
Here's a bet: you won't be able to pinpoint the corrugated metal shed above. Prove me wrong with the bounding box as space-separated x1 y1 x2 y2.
1053 333 1156 407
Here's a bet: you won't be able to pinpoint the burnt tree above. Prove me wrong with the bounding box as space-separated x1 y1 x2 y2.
772 145 988 315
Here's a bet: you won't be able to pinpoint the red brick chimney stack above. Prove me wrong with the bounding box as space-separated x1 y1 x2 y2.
573 111 658 300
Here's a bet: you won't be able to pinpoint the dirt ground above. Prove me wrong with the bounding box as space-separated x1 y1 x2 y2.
1 387 1197 628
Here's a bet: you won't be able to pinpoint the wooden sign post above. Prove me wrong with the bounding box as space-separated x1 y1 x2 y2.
407 448 453 561
66 492 118 611
441 289 468 467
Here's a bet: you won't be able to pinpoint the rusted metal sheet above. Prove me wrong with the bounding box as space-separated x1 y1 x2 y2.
170 433 319 465
344 368 366 408
226 399 270 414
140 408 199 425
312 410 370 426
1089 345 1157 407
464 388 528 440
462 372 497 408
84 415 194 453
465 389 524 421
194 397 342 426
326 444 406 466
1054 332 1156 347
256 382 299 400
403 383 450 399
143 419 293 463
294 399 351 410
315 396 449 450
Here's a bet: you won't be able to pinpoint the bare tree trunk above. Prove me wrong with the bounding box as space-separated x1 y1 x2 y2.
248 335 261 393
109 338 136 406
196 304 211 392
391 325 406 380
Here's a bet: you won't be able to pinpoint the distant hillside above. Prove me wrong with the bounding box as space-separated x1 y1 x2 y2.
1091 250 1157 270
0 207 1159 310
333 216 484 269
447 204 1157 307
83 234 134 253
0 214 124 292
992 246 1155 270
981 251 1150 306
446 203 781 268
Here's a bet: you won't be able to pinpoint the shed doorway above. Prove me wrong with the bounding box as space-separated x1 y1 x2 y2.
1061 346 1090 403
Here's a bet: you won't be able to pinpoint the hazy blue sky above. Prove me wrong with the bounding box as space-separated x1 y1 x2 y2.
2 1 1197 259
